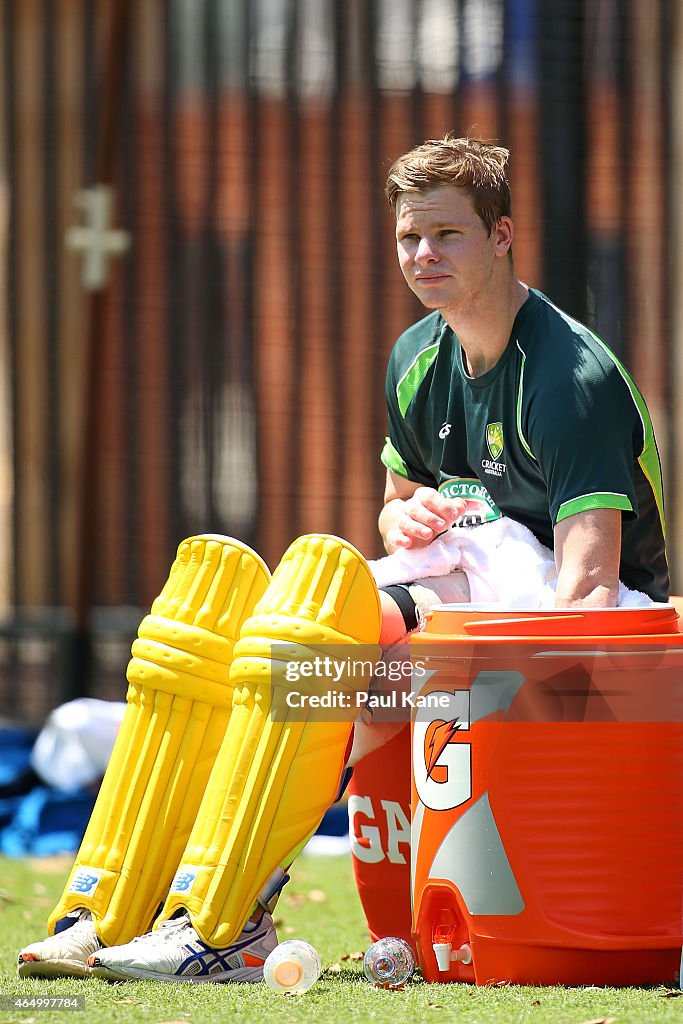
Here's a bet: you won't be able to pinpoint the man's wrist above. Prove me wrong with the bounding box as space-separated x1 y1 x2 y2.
554 582 618 608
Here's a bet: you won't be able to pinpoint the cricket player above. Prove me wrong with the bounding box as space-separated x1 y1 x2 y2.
18 136 667 982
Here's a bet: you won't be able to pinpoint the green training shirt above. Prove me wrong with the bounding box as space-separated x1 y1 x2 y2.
382 287 669 602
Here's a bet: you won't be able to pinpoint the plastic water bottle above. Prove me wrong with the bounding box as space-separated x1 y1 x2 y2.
263 939 322 994
362 937 415 988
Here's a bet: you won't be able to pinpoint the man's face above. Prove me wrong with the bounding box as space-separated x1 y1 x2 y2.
395 185 508 314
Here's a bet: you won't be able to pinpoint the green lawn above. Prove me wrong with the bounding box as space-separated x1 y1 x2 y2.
0 851 680 1024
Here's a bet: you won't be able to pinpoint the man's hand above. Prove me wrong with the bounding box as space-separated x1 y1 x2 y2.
383 487 464 550
379 471 466 552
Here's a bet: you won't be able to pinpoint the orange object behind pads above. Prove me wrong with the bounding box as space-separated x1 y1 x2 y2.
410 604 683 986
348 725 414 952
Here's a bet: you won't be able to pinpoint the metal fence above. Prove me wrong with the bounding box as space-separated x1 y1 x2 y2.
0 0 677 721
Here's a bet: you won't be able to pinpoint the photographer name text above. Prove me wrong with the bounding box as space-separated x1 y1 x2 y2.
284 689 449 710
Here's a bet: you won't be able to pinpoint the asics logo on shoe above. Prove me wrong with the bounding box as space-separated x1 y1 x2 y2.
88 911 278 983
68 869 102 895
176 937 267 979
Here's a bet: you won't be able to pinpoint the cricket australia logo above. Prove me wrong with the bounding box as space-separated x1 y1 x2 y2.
482 421 507 478
486 422 504 460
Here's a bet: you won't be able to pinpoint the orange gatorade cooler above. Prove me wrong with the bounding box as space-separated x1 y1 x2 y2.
410 604 683 986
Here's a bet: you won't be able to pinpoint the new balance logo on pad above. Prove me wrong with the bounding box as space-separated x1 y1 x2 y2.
68 869 102 896
170 867 201 895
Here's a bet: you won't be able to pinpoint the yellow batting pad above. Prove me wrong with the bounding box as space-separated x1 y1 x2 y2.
161 534 382 946
48 536 270 947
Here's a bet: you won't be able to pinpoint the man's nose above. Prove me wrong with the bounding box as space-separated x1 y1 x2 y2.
415 237 438 262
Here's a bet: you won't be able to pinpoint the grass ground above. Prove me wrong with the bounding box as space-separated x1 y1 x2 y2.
0 851 680 1024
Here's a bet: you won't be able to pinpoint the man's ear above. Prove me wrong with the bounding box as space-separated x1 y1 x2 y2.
494 216 514 256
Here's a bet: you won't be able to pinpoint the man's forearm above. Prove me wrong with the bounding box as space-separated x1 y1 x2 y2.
553 508 621 609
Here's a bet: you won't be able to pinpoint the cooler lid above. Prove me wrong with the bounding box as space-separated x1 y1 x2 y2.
422 603 681 639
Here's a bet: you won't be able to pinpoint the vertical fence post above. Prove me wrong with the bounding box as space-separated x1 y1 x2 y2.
70 0 132 698
538 0 588 320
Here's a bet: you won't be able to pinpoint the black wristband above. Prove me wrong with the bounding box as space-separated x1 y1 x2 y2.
380 584 419 633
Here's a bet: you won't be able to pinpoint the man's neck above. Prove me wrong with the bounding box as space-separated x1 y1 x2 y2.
441 278 529 378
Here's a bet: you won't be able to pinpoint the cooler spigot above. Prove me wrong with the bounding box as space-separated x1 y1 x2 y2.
432 941 472 971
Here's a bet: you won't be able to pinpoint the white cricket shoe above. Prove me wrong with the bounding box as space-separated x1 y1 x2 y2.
18 909 101 978
88 912 278 983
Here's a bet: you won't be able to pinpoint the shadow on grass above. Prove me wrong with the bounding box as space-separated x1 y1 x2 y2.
322 966 425 989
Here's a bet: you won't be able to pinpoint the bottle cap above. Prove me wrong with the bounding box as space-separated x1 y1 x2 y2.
273 960 303 988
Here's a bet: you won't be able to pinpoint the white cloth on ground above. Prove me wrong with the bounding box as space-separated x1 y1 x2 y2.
31 698 126 791
369 516 652 609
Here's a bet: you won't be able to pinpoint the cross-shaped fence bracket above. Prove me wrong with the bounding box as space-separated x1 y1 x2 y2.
65 185 131 291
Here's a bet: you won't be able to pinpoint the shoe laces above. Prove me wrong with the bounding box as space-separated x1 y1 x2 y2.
134 913 197 945
62 909 94 933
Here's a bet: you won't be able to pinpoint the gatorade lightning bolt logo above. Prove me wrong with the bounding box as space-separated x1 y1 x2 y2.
414 691 471 811
424 718 462 784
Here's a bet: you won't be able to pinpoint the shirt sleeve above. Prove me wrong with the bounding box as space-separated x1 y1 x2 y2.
527 360 641 526
381 347 436 486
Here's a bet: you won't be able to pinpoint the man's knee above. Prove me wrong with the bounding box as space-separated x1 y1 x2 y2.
380 586 418 645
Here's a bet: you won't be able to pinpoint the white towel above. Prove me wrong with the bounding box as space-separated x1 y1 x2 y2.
370 516 652 609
